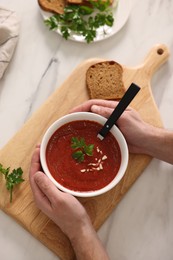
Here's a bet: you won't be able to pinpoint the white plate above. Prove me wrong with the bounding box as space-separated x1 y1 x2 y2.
40 0 131 43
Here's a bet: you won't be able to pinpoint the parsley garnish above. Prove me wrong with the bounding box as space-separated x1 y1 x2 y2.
44 0 115 43
0 163 24 203
71 137 94 162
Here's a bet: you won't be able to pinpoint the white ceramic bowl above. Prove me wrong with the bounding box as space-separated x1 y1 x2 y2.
40 112 129 197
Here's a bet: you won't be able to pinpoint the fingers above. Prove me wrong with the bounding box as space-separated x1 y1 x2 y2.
29 146 52 212
34 171 61 205
32 171 52 209
70 99 118 113
32 171 59 212
29 145 41 179
29 146 62 211
91 105 113 118
29 146 42 191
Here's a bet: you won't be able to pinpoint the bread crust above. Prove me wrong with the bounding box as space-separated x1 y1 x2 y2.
38 0 66 14
86 61 125 100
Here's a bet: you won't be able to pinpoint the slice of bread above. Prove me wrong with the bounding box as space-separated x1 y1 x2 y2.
38 0 66 14
86 61 125 100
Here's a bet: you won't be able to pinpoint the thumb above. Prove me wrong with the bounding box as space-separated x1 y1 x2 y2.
34 172 61 203
91 105 113 118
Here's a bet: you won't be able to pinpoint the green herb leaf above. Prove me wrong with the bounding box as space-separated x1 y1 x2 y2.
0 163 10 178
71 137 86 149
84 144 94 156
71 137 94 163
72 150 85 162
90 0 111 11
79 5 93 15
0 164 24 203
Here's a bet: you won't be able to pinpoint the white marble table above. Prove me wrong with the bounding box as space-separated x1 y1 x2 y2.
0 0 173 259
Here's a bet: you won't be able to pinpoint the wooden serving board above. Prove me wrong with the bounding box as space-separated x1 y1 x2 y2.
0 44 169 259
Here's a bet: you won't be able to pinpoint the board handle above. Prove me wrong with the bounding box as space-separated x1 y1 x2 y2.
142 44 170 76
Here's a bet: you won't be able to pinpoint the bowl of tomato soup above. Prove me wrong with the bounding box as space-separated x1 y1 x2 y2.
40 112 129 197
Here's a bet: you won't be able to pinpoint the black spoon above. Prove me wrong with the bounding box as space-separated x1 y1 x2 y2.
97 83 141 140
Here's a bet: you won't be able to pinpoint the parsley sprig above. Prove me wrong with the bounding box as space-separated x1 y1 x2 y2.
0 163 24 203
71 137 94 163
44 0 114 43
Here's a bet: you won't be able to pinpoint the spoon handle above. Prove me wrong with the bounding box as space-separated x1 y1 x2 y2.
97 83 140 140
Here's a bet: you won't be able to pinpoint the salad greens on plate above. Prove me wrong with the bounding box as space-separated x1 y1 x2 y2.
44 0 118 43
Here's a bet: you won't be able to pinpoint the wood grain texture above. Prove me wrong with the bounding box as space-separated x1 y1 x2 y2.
0 44 169 259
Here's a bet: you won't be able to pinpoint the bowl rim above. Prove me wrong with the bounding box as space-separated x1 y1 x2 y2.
40 112 129 197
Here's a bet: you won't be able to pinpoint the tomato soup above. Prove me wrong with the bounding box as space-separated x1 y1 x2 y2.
46 120 121 192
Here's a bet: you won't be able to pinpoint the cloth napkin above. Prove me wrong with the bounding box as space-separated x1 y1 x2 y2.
0 6 19 79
